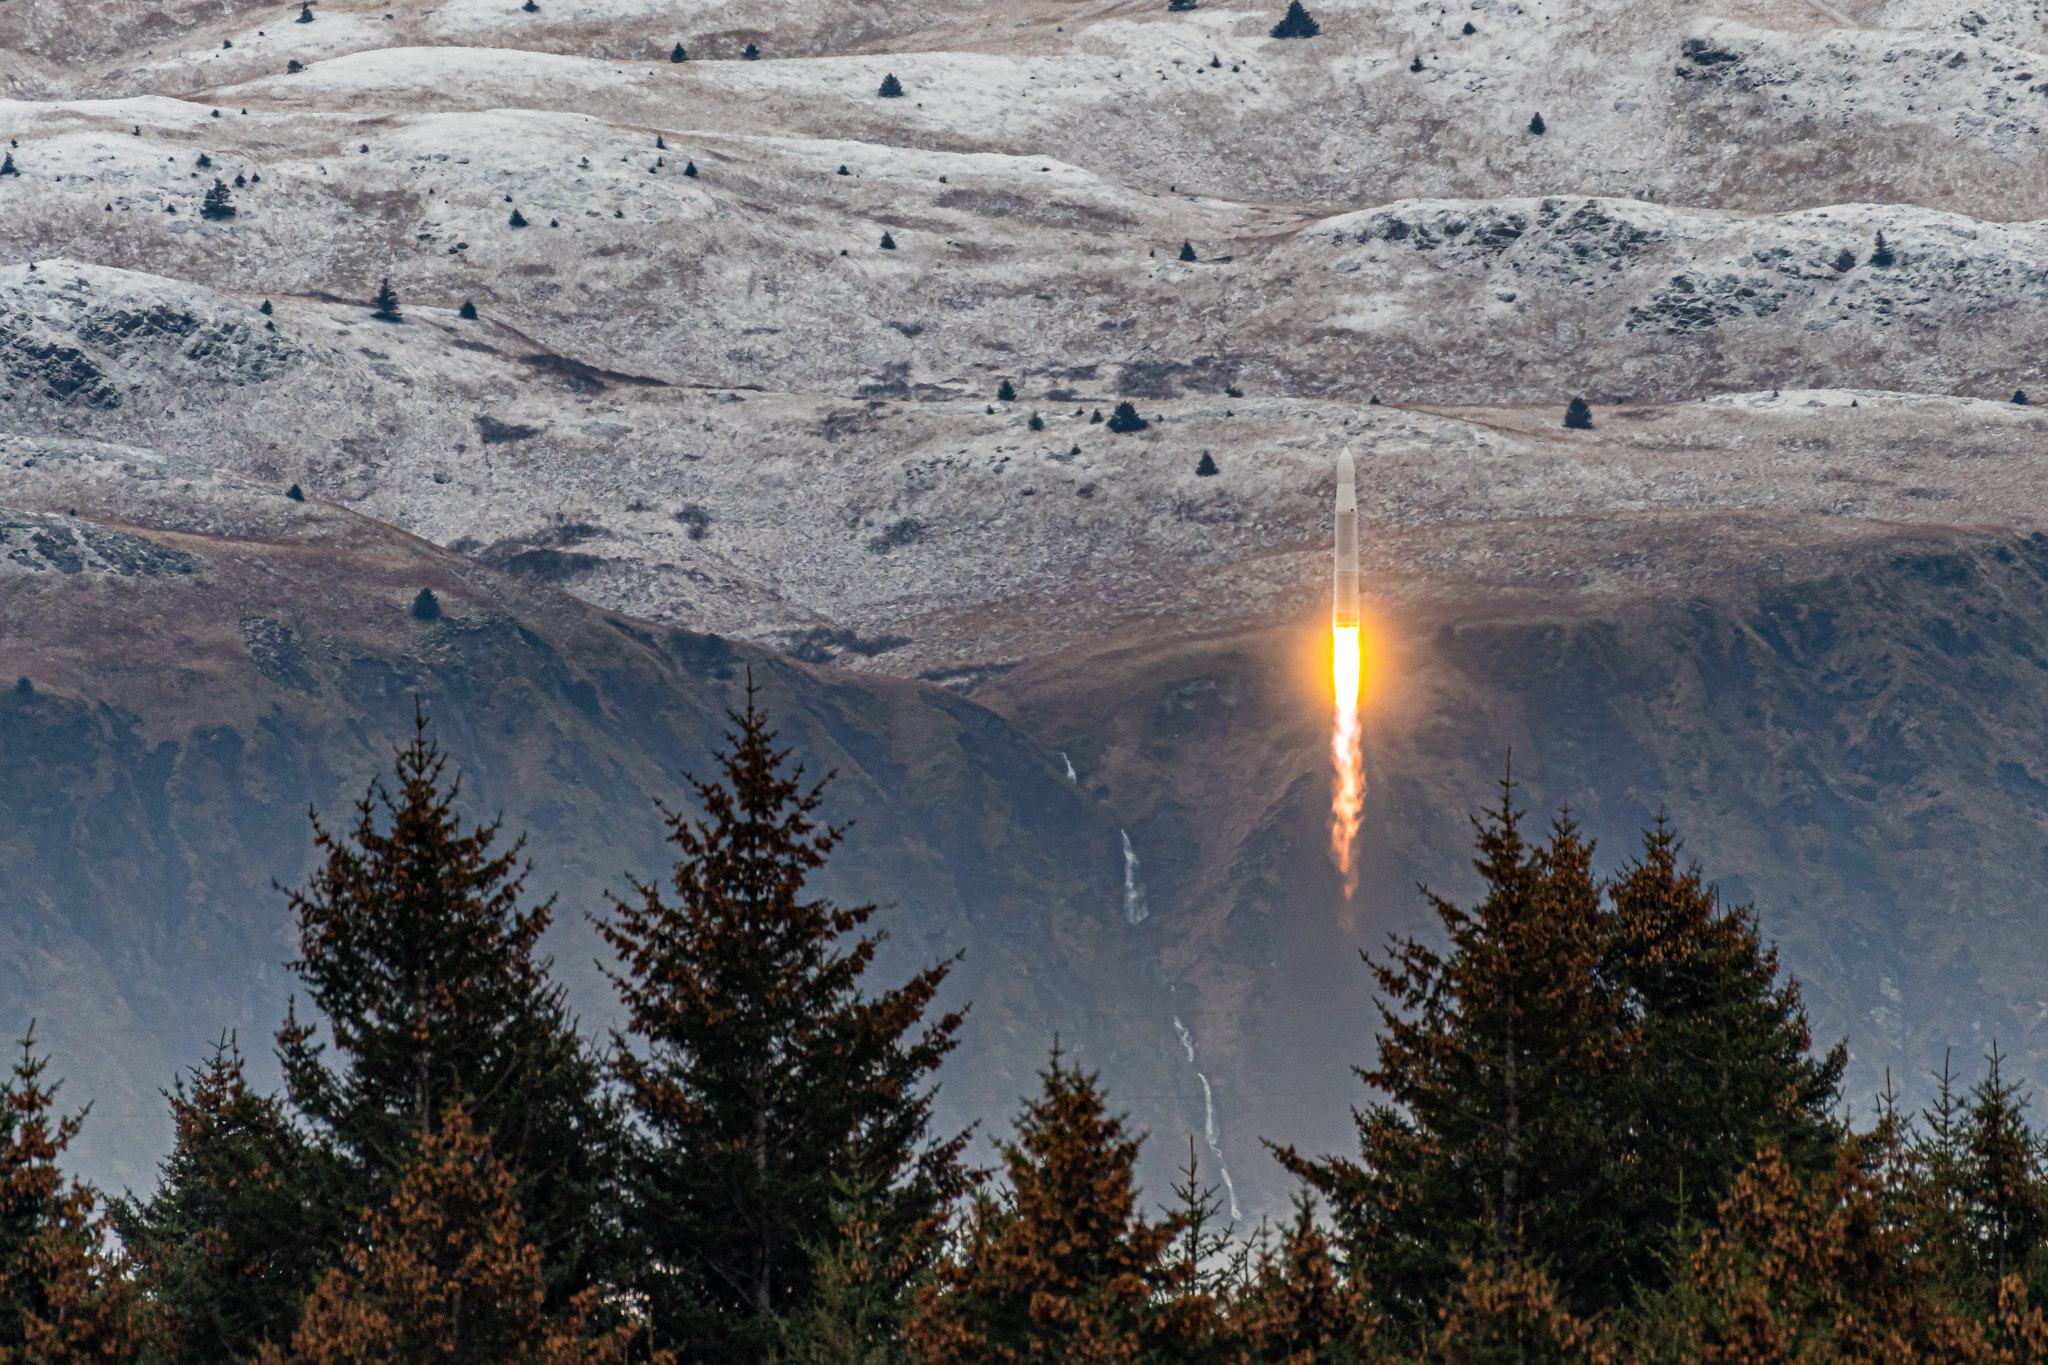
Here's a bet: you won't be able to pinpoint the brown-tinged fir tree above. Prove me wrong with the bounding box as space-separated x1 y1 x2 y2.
276 706 613 1303
1232 1196 1373 1365
1666 1137 1993 1363
598 682 967 1364
115 1036 337 1365
0 1028 146 1365
257 1105 650 1365
908 1049 1183 1365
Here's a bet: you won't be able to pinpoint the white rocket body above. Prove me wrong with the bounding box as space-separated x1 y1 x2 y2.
1333 446 1359 629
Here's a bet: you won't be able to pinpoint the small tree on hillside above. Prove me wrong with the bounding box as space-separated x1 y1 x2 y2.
1871 231 1895 267
1528 111 1546 135
1106 401 1148 432
879 73 904 98
1271 0 1320 37
743 43 760 59
0 1029 146 1363
371 278 401 322
0 153 17 176
996 379 1016 402
908 1050 1184 1365
1563 396 1593 429
1180 240 1197 261
599 683 969 1365
116 1037 338 1365
670 42 687 61
202 178 236 220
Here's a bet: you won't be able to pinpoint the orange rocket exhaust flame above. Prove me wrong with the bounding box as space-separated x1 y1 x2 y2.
1329 447 1365 899
1330 626 1365 899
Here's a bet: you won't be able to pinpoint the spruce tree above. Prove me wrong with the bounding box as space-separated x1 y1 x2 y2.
1871 230 1895 267
907 1050 1182 1365
880 231 896 250
257 1106 647 1365
1106 401 1147 432
1180 240 1197 261
458 300 477 320
371 278 401 322
296 2 313 20
879 73 904 98
1234 1197 1374 1364
115 1037 337 1365
0 153 17 176
275 710 613 1306
683 161 697 177
1196 452 1218 476
0 1029 146 1362
509 207 528 227
1270 0 1320 37
2018 391 2030 406
996 379 1016 402
671 42 687 61
1563 396 1593 429
1528 111 1545 134
744 43 760 59
202 179 236 220
598 686 968 1365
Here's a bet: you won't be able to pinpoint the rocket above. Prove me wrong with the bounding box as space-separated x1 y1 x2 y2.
1333 446 1359 628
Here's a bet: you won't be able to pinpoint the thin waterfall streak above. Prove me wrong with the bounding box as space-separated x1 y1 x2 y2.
1195 1072 1241 1221
1173 1016 1195 1064
1060 751 1078 783
1120 830 1149 924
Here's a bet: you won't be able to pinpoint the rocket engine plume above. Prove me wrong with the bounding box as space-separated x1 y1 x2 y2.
1330 448 1365 899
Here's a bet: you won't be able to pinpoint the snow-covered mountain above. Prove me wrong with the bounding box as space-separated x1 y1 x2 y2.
7 0 2048 1209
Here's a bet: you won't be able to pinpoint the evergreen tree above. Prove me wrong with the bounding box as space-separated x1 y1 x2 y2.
907 1050 1182 1365
458 300 477 320
0 1029 146 1364
296 2 313 20
1593 826 1842 1302
598 686 968 1365
744 43 760 59
1871 231 1895 267
879 74 904 98
1234 1197 1373 1365
1179 241 1197 261
996 379 1016 402
115 1038 336 1365
879 231 896 250
1563 397 1592 429
371 279 401 322
201 179 235 220
775 1174 934 1365
275 710 613 1305
260 300 273 315
1833 248 1857 272
1410 56 1425 71
1106 401 1148 433
287 484 304 501
683 161 698 177
671 43 687 62
1528 112 1545 134
1028 413 1043 431
1270 1 1320 38
1279 792 1845 1331
2017 390 2029 405
0 153 19 176
257 1106 648 1365
1090 409 1104 424
410 588 440 621
1169 0 1199 10
1196 453 1218 476
509 207 528 227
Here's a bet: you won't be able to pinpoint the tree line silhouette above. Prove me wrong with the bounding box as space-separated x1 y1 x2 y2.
9 688 2048 1363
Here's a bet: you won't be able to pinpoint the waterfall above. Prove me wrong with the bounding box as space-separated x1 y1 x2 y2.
1173 1016 1195 1064
1120 830 1148 924
1196 1072 1243 1221
1060 751 1078 783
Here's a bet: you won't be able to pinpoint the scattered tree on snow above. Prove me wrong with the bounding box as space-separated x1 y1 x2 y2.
1271 0 1320 37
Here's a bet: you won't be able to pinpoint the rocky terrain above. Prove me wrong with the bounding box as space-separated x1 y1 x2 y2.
4 0 2048 1216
